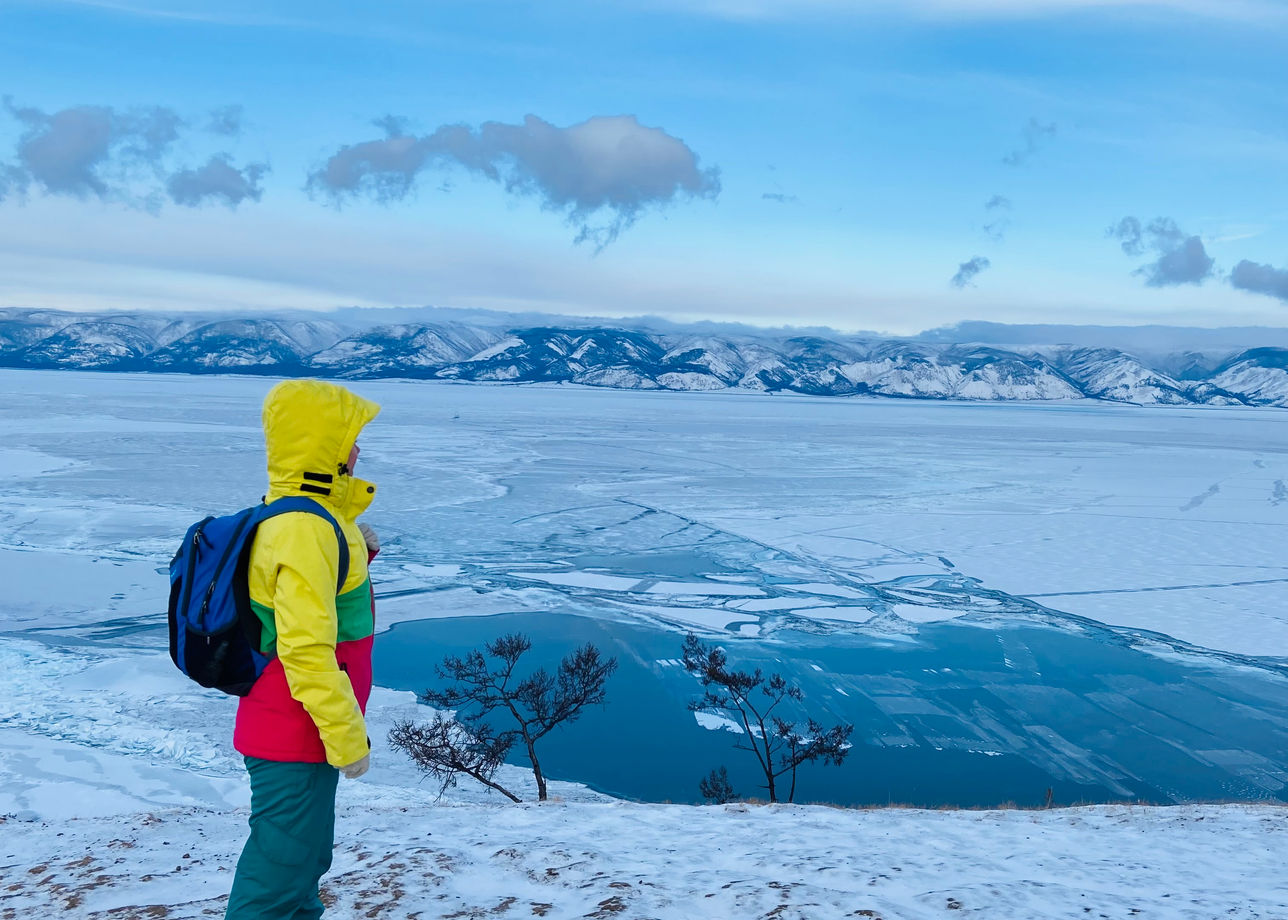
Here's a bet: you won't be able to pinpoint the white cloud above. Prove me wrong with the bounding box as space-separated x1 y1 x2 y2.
1108 216 1216 288
167 155 267 208
309 114 720 251
2 101 181 202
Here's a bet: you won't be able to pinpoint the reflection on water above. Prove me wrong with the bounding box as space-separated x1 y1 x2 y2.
375 612 1288 808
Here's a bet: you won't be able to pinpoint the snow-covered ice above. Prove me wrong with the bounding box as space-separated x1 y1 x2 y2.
6 372 1288 658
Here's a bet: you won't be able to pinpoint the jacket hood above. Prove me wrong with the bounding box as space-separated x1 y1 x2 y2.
262 379 380 513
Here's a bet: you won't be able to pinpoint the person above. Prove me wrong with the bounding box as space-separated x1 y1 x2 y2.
224 379 382 920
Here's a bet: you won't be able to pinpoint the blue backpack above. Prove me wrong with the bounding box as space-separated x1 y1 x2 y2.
167 497 350 696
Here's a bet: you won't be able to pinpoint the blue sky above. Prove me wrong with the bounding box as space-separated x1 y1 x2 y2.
0 0 1285 333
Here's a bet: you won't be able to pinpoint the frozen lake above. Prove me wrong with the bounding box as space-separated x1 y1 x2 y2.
377 612 1288 806
2 370 1287 806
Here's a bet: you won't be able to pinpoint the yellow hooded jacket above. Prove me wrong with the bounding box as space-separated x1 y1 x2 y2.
232 379 380 768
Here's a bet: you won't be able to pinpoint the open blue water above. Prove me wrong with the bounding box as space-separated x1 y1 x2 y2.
374 612 1288 808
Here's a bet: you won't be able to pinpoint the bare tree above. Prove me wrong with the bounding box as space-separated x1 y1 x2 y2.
388 712 521 802
682 634 853 804
699 765 739 804
390 633 617 802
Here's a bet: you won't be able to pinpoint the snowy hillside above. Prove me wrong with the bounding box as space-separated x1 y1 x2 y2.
15 321 158 368
1049 347 1196 405
1210 348 1288 407
2 307 1286 405
146 319 340 372
6 793 1284 918
309 322 503 377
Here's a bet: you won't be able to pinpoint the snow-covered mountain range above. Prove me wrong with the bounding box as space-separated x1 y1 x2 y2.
3 307 1288 406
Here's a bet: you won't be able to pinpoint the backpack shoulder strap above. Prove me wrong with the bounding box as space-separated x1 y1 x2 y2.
257 497 351 595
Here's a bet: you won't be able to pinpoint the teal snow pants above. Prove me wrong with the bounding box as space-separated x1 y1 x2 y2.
224 757 340 920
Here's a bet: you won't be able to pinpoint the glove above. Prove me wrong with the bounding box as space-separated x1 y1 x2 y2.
358 523 380 554
340 753 370 780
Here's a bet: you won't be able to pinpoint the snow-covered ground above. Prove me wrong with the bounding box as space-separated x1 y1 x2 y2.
3 371 1288 917
6 799 1286 919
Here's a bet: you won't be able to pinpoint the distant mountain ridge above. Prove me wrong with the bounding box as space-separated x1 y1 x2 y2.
2 307 1286 407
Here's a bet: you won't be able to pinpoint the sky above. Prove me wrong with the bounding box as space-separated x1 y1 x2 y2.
0 0 1285 334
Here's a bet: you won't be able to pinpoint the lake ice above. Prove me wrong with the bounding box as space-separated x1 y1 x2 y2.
1 370 1286 808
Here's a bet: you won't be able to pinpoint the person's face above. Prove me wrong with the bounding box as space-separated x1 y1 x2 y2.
348 442 360 474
